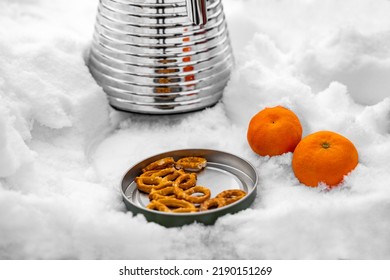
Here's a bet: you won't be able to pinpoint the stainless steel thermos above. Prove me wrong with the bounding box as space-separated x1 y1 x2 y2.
88 0 233 114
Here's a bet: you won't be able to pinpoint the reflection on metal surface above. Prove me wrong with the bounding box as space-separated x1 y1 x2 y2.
88 0 233 114
187 0 208 25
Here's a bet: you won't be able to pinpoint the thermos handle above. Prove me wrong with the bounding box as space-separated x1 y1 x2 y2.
186 0 208 26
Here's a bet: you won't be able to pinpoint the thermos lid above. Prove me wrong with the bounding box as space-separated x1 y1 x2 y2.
121 149 258 227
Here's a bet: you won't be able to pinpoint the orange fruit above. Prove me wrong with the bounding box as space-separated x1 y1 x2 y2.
247 106 303 156
292 131 359 187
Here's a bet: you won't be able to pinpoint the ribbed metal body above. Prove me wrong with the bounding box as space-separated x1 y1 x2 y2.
88 0 233 114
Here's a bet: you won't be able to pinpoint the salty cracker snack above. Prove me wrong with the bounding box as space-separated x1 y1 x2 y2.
176 185 211 204
142 157 175 173
147 198 197 213
199 197 227 211
199 190 247 211
135 167 182 193
172 172 197 191
175 156 207 172
148 186 175 201
136 156 247 213
136 157 202 194
216 189 247 205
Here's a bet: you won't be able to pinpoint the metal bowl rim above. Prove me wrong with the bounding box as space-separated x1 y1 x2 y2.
120 148 259 217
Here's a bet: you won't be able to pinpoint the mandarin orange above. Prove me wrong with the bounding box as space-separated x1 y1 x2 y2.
292 131 359 187
247 106 303 156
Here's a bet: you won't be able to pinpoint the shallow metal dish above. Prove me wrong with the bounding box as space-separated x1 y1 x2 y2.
121 149 258 227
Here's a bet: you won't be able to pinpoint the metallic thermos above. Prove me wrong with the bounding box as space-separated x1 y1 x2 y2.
88 0 233 114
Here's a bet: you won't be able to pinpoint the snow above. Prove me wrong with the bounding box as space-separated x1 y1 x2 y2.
1 0 390 259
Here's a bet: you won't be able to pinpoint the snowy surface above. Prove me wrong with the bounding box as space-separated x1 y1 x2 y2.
1 0 390 259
